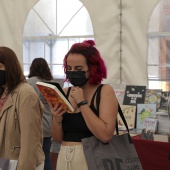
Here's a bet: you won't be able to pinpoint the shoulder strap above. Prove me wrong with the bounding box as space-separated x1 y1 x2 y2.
66 87 71 97
116 102 132 143
91 84 104 112
116 103 129 133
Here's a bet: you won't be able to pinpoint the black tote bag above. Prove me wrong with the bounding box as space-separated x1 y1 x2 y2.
82 103 143 170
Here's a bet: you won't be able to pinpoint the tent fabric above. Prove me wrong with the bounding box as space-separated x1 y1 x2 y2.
0 0 37 62
0 0 159 86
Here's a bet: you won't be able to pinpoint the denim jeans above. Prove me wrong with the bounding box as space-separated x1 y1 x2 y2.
43 137 53 170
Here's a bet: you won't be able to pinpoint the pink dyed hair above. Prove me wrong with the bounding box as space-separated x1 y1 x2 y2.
63 40 107 84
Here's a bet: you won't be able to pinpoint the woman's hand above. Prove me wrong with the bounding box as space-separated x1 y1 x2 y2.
48 101 64 142
47 101 66 122
70 86 85 104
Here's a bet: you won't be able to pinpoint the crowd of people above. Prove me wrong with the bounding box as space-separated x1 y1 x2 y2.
0 40 118 170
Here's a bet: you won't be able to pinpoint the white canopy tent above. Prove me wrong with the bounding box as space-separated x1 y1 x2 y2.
0 0 160 87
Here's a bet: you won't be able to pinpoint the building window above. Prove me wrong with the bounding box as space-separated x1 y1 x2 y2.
148 0 170 90
23 0 94 79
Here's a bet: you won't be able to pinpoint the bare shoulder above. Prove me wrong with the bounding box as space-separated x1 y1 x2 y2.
101 84 115 93
100 84 117 100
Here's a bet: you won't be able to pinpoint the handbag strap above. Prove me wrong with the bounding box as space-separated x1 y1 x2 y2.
116 102 130 134
116 102 133 143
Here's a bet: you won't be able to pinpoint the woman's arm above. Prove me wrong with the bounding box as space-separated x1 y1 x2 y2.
72 84 118 143
51 114 63 143
49 101 66 143
84 85 118 142
50 87 69 142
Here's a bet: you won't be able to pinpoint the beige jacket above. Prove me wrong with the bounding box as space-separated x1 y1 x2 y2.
0 83 45 170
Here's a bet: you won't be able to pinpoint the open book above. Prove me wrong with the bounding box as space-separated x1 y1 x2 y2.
36 81 74 112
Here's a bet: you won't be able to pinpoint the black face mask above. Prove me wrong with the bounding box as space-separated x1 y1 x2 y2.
66 71 89 87
0 70 6 86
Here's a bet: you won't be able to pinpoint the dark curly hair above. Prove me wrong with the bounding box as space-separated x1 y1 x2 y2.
63 40 107 84
28 58 53 80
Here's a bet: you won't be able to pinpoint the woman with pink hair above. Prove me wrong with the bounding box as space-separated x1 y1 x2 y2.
50 40 118 170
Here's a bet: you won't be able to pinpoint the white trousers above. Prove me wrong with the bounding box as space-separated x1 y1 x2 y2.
57 144 88 170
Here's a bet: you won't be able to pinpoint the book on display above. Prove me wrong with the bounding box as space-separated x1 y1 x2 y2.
118 105 136 130
136 103 157 130
123 85 146 106
112 84 126 104
144 89 162 110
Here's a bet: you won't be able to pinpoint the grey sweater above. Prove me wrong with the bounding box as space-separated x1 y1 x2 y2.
27 76 52 137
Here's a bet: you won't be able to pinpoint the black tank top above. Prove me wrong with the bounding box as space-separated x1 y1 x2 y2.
62 84 104 142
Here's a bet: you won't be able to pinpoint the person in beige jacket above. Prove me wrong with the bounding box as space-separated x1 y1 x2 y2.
0 46 45 170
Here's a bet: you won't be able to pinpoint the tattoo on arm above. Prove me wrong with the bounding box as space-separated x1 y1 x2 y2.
100 118 108 128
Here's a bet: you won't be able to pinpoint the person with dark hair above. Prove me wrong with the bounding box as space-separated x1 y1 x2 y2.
27 57 60 170
50 40 118 170
28 58 53 81
0 47 45 170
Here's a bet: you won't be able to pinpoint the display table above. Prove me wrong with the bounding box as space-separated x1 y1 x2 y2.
132 135 170 170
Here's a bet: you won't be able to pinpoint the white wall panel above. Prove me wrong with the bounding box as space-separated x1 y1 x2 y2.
0 0 160 85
